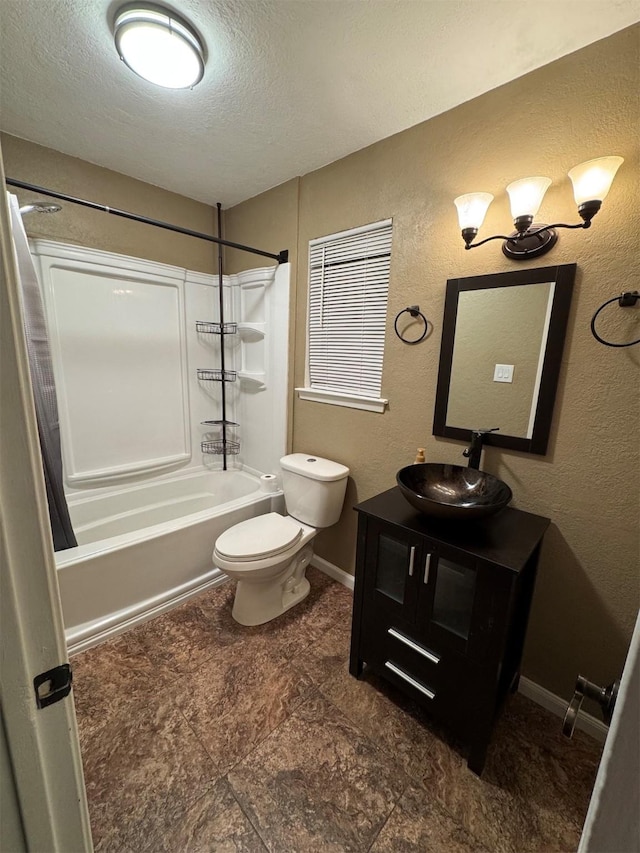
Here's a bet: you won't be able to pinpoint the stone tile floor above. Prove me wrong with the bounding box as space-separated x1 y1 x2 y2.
73 568 602 852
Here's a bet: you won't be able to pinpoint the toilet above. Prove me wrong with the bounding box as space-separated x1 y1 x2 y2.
212 453 349 626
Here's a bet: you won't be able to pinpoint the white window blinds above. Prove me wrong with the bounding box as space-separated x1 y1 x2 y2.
307 219 392 402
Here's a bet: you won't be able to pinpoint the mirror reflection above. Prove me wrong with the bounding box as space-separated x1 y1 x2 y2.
446 281 554 439
433 265 575 456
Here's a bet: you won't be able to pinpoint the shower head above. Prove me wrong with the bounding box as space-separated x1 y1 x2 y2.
19 202 62 216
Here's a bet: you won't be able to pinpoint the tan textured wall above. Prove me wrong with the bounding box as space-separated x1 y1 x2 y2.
1 134 216 273
225 27 640 699
224 177 299 276
447 282 552 436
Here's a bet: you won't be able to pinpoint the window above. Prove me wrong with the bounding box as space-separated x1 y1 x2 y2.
296 219 392 413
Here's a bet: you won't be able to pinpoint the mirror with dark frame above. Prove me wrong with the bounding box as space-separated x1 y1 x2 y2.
433 264 576 456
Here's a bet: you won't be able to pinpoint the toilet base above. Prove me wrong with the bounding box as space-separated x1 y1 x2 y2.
232 576 310 626
231 546 313 626
282 575 311 614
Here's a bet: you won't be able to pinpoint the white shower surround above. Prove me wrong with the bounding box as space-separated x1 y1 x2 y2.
31 241 290 484
30 240 291 651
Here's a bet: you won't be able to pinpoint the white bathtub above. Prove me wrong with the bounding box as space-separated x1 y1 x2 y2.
57 469 282 654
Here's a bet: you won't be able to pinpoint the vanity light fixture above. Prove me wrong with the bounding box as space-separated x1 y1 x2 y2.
114 4 205 89
454 156 624 260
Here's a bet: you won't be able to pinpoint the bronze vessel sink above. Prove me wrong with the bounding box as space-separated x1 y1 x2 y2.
396 463 512 520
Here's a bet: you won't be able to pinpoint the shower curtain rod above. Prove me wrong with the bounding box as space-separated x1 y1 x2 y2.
5 178 289 265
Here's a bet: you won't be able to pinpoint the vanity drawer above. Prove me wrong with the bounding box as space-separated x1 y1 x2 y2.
378 657 440 706
382 625 443 679
370 653 470 731
360 617 476 720
360 617 444 686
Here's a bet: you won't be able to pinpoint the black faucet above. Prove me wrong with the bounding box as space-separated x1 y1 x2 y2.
463 428 500 470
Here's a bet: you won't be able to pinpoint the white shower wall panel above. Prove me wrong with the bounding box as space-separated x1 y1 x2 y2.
232 264 290 476
34 244 190 484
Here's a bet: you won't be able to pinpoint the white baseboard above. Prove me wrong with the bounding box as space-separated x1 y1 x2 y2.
519 676 608 743
310 554 355 590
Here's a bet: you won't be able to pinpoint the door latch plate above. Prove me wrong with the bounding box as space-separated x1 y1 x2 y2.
34 664 73 709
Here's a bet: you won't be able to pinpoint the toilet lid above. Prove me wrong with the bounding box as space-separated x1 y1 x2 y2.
215 512 303 560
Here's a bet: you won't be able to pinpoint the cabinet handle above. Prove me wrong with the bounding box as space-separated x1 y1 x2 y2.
387 628 440 664
423 553 432 584
385 661 435 700
408 546 416 577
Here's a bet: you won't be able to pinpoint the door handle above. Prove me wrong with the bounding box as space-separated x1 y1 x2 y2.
408 546 416 577
423 553 432 584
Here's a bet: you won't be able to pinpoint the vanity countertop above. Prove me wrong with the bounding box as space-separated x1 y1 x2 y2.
355 486 550 574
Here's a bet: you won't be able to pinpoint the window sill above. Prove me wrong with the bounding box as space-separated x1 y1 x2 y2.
295 387 388 413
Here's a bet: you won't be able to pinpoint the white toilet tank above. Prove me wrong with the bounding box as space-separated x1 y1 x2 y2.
280 453 349 528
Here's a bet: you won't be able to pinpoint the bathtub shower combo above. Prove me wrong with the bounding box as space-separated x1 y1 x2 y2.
30 229 291 654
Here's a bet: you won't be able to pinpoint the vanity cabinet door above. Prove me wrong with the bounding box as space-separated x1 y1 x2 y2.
362 518 422 625
416 542 490 660
357 515 505 670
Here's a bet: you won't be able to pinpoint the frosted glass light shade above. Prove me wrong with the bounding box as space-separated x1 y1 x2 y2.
114 6 205 89
454 193 494 230
506 177 552 219
568 157 624 206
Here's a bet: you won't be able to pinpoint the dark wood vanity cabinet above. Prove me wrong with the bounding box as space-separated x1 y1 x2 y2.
349 487 550 775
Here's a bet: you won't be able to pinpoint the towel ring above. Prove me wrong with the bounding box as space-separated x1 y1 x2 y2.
394 305 429 345
590 291 639 348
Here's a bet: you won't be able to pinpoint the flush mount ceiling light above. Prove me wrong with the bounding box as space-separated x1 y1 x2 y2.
114 4 205 89
454 156 624 260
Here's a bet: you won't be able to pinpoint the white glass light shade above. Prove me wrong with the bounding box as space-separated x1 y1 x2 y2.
568 157 624 206
454 193 494 230
114 6 205 89
506 177 552 219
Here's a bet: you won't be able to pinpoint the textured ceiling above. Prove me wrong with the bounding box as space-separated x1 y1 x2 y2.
0 0 638 207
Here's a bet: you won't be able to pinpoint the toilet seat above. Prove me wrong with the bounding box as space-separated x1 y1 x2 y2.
215 512 302 561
